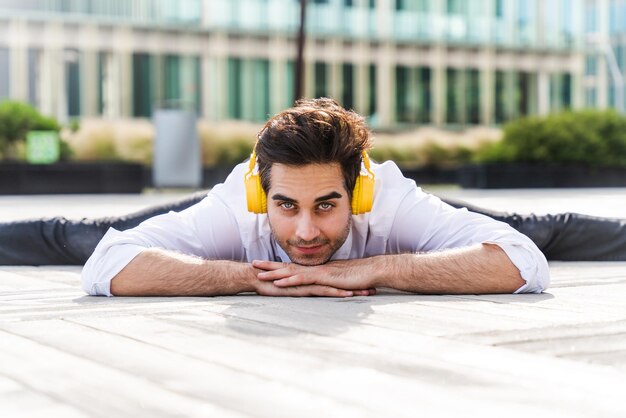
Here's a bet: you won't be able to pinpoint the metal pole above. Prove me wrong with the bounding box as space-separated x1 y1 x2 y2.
294 0 307 103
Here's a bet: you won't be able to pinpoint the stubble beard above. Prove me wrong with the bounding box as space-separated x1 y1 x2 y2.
271 215 352 266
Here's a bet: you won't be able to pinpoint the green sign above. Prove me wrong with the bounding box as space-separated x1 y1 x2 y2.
26 131 60 164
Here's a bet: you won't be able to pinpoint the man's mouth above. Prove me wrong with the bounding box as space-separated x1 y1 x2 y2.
294 244 324 254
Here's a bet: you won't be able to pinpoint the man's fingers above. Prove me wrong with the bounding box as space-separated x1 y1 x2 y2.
257 281 375 298
272 274 317 287
252 260 286 271
272 284 353 298
256 268 293 281
296 285 353 298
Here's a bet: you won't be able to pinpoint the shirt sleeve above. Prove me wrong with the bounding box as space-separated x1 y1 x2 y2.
81 194 244 297
387 189 550 293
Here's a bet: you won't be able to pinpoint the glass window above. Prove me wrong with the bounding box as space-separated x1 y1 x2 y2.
395 66 411 122
65 49 81 118
314 61 328 99
585 86 597 107
192 56 202 115
28 49 39 107
446 68 460 124
495 70 505 123
418 67 431 123
561 73 572 108
549 72 571 111
585 56 597 76
614 44 625 72
518 72 532 116
494 70 522 122
396 0 428 12
562 0 574 46
0 48 10 100
286 60 295 107
252 59 270 122
97 52 105 115
516 1 534 45
517 0 530 24
585 1 597 32
228 58 242 119
610 0 619 34
447 0 463 14
132 53 153 117
397 0 416 10
608 80 616 108
164 55 181 104
342 63 354 110
178 55 201 114
395 65 431 124
495 0 504 17
368 64 377 117
466 69 480 124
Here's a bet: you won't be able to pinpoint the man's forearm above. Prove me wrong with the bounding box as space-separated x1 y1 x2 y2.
255 243 527 295
376 243 526 294
110 248 256 296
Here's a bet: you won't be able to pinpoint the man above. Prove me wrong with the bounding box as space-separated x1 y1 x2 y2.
80 98 549 297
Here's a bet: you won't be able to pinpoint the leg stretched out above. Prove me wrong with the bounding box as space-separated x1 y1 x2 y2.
444 197 626 261
0 191 208 265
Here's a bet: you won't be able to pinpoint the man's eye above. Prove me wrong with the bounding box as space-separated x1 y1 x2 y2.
280 202 295 210
318 202 333 210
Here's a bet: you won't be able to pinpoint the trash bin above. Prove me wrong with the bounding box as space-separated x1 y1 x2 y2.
152 106 202 188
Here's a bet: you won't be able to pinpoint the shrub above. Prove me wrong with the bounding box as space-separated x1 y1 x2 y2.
370 141 474 167
62 119 155 163
198 121 258 166
418 142 473 167
63 121 118 161
369 144 420 166
0 101 72 159
475 109 626 167
63 119 259 166
213 136 254 165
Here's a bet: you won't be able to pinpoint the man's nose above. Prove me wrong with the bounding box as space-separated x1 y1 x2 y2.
295 212 320 242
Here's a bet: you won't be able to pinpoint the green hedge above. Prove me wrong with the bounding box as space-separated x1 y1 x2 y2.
0 101 72 160
475 109 626 167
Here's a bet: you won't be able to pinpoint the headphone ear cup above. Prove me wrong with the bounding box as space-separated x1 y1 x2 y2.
351 173 374 215
351 176 362 215
245 173 267 214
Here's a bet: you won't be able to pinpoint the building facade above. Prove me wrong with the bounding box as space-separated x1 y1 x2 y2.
0 0 616 128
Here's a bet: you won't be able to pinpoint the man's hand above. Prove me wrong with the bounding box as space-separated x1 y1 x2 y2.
254 244 527 295
252 259 378 296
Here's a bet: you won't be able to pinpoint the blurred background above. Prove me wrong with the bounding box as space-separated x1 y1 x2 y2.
1 0 626 192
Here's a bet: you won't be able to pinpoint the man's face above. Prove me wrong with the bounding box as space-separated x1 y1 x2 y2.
266 162 352 266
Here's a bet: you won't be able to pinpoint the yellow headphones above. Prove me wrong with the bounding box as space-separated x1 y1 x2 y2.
244 150 375 215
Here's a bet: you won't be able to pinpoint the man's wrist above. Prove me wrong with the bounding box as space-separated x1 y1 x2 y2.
242 263 261 294
371 254 405 289
201 260 258 295
363 255 395 288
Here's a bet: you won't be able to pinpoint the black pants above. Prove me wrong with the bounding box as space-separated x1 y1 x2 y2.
1 191 625 265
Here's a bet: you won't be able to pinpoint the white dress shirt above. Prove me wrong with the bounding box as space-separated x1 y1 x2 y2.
82 160 550 296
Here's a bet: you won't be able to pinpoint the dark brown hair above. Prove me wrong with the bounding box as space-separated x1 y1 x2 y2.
255 98 372 196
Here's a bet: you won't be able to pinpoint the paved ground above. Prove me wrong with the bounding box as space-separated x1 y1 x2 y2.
1 189 626 417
